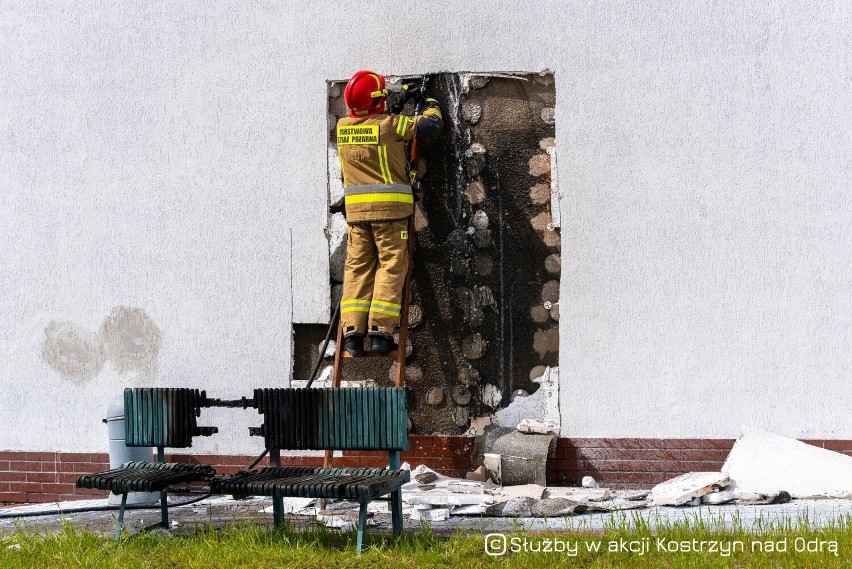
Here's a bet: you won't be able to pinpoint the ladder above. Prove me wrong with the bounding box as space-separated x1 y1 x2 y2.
323 79 430 469
323 215 414 468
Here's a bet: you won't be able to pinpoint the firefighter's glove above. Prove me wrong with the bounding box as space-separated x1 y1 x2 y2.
402 83 423 103
423 97 443 120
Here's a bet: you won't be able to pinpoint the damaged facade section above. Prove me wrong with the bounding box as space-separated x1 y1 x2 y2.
312 72 560 436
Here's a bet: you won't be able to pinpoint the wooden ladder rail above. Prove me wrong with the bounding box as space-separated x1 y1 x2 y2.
323 216 414 468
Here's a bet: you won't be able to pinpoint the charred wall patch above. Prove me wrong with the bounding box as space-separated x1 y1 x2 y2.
320 73 559 435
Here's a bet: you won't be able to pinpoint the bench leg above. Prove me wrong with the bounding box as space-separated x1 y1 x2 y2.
114 493 128 541
270 448 284 526
356 500 369 555
160 491 169 529
272 494 284 527
391 489 403 535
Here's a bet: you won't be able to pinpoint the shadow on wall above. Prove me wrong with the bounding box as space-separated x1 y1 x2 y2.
42 306 161 383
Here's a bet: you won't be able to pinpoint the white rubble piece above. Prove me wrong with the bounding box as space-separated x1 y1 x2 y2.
410 507 451 522
317 511 366 532
722 426 852 498
544 487 611 502
495 367 560 433
448 481 483 494
648 472 730 506
517 418 559 434
582 476 599 489
406 493 491 506
496 484 545 500
327 144 344 207
467 416 492 436
702 490 735 505
450 504 490 516
483 453 502 484
546 146 561 228
582 499 649 513
260 497 316 515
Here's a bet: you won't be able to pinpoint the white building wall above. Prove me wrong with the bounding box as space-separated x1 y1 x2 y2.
0 1 850 453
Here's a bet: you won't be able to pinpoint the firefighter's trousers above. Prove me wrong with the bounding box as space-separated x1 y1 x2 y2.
341 219 410 338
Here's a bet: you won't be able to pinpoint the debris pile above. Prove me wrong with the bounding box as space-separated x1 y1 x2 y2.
299 426 852 529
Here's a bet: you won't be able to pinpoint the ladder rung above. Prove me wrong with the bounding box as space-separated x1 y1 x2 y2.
342 350 399 359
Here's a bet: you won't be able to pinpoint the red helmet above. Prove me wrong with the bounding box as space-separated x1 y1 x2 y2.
344 70 388 117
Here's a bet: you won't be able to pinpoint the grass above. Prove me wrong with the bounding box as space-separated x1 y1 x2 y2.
0 511 850 568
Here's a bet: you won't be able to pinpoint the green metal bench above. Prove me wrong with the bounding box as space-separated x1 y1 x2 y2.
76 388 218 539
211 387 409 554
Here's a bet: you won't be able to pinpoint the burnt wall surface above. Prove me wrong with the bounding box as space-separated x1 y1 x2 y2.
315 73 558 435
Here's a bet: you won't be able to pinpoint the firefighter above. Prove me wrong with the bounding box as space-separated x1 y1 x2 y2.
337 70 443 356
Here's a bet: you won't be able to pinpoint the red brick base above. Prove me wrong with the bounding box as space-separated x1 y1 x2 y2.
2 437 850 504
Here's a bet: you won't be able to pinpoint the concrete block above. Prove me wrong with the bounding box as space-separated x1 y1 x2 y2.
722 426 852 498
581 499 649 512
410 507 451 522
648 472 730 506
497 484 545 500
450 504 489 515
484 428 555 486
448 481 484 494
406 493 489 506
544 487 611 502
531 498 587 517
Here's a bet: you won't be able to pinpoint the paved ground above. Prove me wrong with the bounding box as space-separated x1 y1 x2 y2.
2 495 851 538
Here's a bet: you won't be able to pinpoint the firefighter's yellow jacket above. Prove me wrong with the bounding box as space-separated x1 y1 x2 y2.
336 105 443 222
